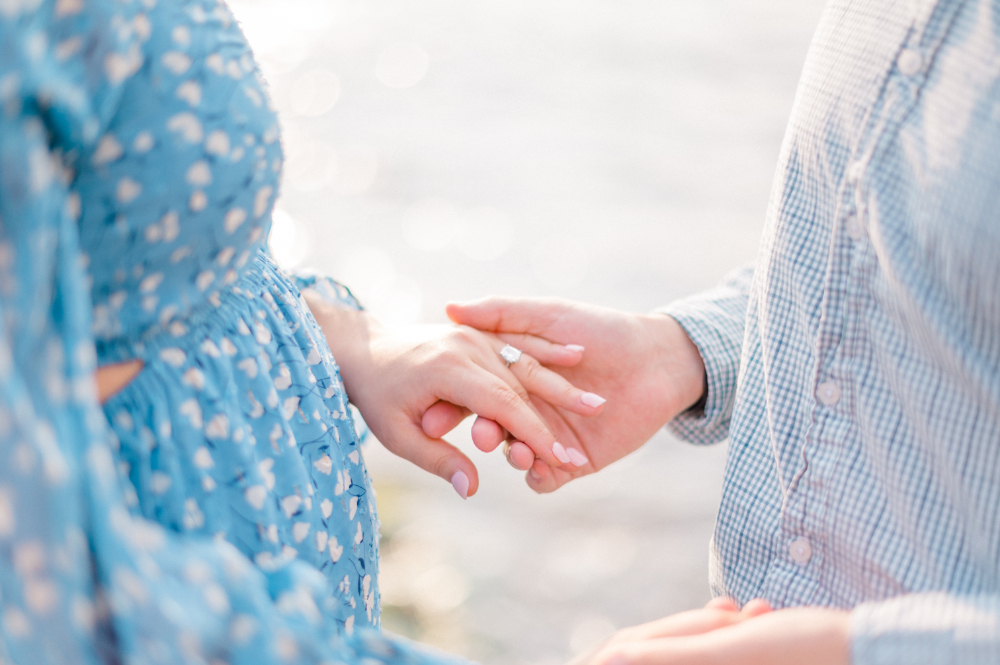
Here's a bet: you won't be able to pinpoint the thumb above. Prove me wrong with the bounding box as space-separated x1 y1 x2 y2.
380 418 481 499
421 401 471 439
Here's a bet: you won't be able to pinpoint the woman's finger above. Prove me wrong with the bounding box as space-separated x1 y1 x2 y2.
593 637 701 665
379 417 480 499
503 440 535 470
421 401 471 439
740 599 773 618
471 416 505 452
611 608 744 642
526 458 559 493
505 350 605 421
436 365 572 470
705 597 740 612
495 333 584 367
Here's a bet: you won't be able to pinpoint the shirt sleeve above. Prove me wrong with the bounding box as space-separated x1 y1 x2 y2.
0 5 468 664
851 594 1000 664
655 264 754 445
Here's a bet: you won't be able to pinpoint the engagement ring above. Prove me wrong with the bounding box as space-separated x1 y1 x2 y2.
500 344 522 367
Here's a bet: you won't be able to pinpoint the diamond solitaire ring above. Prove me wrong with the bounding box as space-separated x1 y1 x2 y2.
499 344 522 367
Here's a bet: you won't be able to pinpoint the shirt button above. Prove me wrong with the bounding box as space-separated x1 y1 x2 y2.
817 381 841 406
845 214 865 240
897 49 924 77
846 162 864 184
789 537 813 565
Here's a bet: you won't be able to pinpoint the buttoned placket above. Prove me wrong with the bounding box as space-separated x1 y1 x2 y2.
772 15 960 606
748 2 971 610
765 127 883 607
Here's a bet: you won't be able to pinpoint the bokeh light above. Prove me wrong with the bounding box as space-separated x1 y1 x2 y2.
232 0 336 76
401 198 461 252
334 246 423 326
289 69 341 117
283 139 338 193
268 208 309 269
333 144 379 196
456 207 512 261
375 42 430 89
530 234 590 292
226 0 827 660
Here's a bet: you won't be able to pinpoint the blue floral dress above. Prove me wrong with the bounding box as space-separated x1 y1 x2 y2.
0 1 465 663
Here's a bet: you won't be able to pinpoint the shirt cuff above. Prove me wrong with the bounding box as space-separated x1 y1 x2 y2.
293 271 364 312
656 285 748 445
852 594 1000 665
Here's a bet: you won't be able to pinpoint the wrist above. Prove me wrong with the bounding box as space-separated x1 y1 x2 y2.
302 288 385 397
638 312 707 421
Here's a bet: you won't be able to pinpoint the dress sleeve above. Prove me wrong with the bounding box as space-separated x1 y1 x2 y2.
851 593 1000 664
293 271 365 312
655 264 754 445
0 5 468 664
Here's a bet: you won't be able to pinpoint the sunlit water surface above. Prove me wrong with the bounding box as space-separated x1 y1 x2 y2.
226 0 826 661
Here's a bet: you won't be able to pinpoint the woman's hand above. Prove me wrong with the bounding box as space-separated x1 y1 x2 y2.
575 602 850 665
445 297 706 493
574 597 773 662
303 290 605 498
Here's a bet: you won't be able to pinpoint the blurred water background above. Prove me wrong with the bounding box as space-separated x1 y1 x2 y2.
226 0 826 661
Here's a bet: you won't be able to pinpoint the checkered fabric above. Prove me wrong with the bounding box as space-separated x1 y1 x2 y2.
660 1 1000 663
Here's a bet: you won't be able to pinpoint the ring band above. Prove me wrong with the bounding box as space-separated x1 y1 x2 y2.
500 344 522 367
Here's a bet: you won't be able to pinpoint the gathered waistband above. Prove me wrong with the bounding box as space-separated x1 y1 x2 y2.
95 251 299 366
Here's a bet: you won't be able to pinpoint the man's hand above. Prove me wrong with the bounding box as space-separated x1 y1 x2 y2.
577 602 849 665
445 297 706 492
303 290 605 498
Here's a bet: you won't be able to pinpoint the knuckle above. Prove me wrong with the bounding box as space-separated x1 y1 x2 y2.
492 383 523 412
518 354 542 382
428 451 453 480
451 325 477 345
554 377 576 402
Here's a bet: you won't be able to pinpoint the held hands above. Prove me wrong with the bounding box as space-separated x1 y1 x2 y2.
573 599 850 665
302 290 603 498
445 297 707 492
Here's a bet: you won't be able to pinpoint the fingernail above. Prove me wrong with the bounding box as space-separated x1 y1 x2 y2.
565 344 585 352
551 442 571 464
451 471 469 500
581 392 606 408
566 447 589 466
528 467 542 481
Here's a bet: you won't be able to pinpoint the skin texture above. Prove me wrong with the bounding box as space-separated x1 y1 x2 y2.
94 291 605 497
448 297 853 663
579 605 850 665
96 359 144 403
301 289 603 496
445 297 706 493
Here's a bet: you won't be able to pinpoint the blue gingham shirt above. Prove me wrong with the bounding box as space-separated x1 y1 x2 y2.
661 1 1000 663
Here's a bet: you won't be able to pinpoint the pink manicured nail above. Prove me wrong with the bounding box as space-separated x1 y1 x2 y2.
566 447 589 466
528 467 543 481
566 344 585 352
451 471 469 500
551 442 571 464
581 392 606 408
